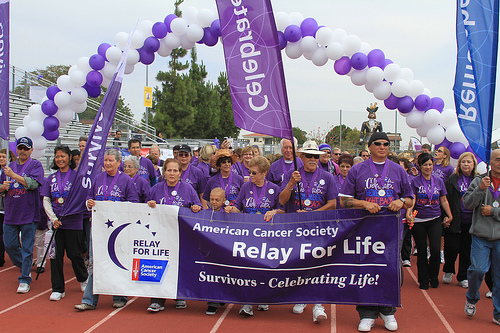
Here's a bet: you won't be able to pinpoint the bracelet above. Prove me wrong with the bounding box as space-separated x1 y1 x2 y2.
286 185 293 191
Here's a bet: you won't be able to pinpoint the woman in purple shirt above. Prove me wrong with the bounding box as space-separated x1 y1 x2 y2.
333 153 353 194
232 146 254 182
42 145 88 301
123 155 151 203
433 147 455 181
407 153 453 289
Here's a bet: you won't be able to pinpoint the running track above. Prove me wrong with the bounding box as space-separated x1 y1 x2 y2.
0 257 496 332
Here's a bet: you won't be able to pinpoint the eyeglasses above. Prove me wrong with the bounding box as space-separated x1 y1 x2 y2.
372 142 390 147
123 165 135 169
361 154 369 157
304 154 320 159
333 153 341 156
17 146 30 151
249 171 260 175
178 152 190 157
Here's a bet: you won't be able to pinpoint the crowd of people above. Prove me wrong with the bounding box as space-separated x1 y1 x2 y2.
1 132 499 331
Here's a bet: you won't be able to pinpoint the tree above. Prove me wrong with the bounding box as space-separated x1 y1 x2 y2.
325 125 361 149
216 72 240 138
292 127 307 145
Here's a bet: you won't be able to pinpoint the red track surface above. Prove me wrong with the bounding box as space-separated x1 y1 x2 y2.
0 256 497 333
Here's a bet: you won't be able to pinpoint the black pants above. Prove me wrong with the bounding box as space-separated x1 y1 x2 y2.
50 228 88 293
412 217 442 284
0 213 4 266
401 223 412 262
443 223 472 281
81 217 91 255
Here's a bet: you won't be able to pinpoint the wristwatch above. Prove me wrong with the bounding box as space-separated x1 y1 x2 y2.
399 198 406 204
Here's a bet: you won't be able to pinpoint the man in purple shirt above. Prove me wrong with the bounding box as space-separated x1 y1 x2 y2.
0 137 44 294
339 132 413 332
267 138 303 187
127 138 157 186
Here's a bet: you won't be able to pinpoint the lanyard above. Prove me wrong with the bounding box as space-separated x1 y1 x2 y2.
56 169 72 201
103 172 121 200
369 158 389 190
252 181 268 210
219 171 233 198
421 175 435 201
299 167 319 199
164 181 181 205
13 158 31 177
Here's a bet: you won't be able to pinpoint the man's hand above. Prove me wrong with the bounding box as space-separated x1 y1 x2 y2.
387 199 404 212
481 204 493 216
480 176 491 190
364 201 381 214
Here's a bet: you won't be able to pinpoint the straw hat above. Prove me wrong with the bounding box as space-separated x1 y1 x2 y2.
211 149 238 169
298 140 326 155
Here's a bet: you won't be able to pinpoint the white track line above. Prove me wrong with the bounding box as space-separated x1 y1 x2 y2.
209 303 234 333
84 296 139 333
330 304 336 333
0 266 16 273
0 277 77 315
406 267 455 333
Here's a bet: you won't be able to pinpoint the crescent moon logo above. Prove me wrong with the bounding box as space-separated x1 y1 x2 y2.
108 223 131 270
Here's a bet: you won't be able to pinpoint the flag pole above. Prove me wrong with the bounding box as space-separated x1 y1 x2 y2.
36 227 57 280
290 139 303 210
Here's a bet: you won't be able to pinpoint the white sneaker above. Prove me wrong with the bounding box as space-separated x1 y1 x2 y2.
487 291 493 298
358 318 375 332
402 260 411 267
50 292 66 301
458 280 469 288
442 272 452 284
80 279 88 292
17 283 30 294
293 303 307 314
379 313 398 331
440 250 445 264
239 304 253 316
257 304 269 311
313 305 327 323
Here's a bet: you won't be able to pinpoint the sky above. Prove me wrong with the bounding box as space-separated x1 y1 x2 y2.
9 0 500 148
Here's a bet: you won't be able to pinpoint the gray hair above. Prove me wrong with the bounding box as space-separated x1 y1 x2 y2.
104 148 122 162
149 144 160 154
279 137 298 150
353 156 364 164
333 147 341 152
124 155 140 169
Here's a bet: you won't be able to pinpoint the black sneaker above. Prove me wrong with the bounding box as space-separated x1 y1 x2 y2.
206 306 218 315
36 266 45 274
430 278 439 288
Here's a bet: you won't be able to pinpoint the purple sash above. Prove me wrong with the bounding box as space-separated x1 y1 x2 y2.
369 158 389 191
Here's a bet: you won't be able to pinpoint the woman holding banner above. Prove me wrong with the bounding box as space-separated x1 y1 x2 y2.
123 155 151 203
333 153 353 194
146 158 202 313
232 146 254 182
42 145 88 301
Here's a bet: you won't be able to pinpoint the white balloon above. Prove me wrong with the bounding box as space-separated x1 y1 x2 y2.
350 69 367 86
343 35 361 57
31 149 45 160
366 66 384 84
56 108 74 123
288 12 304 26
33 136 47 150
126 49 140 66
325 42 343 60
302 51 313 61
102 62 117 80
186 24 204 42
422 88 432 97
57 75 74 92
77 57 92 74
360 42 371 55
27 120 44 137
114 31 129 51
180 34 195 49
28 104 45 122
315 27 333 46
182 6 198 25
157 40 172 57
399 68 414 82
440 108 459 128
408 80 425 98
405 110 425 128
106 46 122 65
383 63 401 82
23 115 32 127
101 77 111 88
391 79 410 98
311 47 329 66
198 9 217 27
423 109 442 127
373 81 392 100
130 31 145 49
15 126 29 139
164 33 181 49
124 64 135 75
171 18 188 36
477 162 487 174
69 69 86 87
54 91 71 108
416 124 430 137
445 124 464 142
285 42 302 59
275 12 291 31
365 81 377 93
137 20 153 37
300 36 318 53
70 87 88 104
331 28 347 43
427 126 445 144
72 101 87 113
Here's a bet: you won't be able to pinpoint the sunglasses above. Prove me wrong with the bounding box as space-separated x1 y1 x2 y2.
249 171 260 175
362 155 369 157
178 152 190 157
333 153 341 156
304 154 320 159
372 142 390 147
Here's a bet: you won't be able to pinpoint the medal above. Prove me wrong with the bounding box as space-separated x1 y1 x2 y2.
299 168 319 210
13 182 19 188
304 199 312 206
58 198 65 204
225 200 230 206
52 178 56 183
378 190 386 196
494 202 499 208
268 189 274 194
319 179 325 185
171 190 177 196
256 211 262 214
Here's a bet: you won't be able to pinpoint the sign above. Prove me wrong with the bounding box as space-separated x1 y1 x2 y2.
144 86 152 108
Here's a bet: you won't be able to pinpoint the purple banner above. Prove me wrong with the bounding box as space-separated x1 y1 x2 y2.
177 208 401 306
0 1 9 140
216 0 293 139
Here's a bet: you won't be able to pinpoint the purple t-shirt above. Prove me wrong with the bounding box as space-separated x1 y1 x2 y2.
1 159 45 225
181 164 207 195
232 161 250 178
432 164 454 181
42 169 83 230
318 160 339 176
120 156 157 186
202 172 244 204
411 175 446 220
89 171 139 203
280 167 338 212
457 175 473 216
340 159 413 206
190 156 199 167
234 181 281 214
266 158 304 187
131 174 151 203
147 181 201 207
333 174 347 195
197 161 211 179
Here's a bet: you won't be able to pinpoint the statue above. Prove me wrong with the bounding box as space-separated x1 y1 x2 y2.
359 103 383 144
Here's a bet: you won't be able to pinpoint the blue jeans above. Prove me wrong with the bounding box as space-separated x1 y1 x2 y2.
3 222 36 284
466 235 500 318
81 233 127 307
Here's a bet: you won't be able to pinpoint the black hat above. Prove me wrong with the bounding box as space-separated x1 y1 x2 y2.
368 132 390 146
17 137 33 149
172 145 181 151
178 144 191 153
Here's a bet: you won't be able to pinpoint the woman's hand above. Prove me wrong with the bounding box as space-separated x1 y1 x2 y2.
87 199 95 209
147 200 157 208
224 205 233 214
53 220 62 229
191 205 201 213
264 209 278 222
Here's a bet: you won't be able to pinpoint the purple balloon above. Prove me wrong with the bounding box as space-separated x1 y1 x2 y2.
381 58 393 70
449 142 467 159
435 138 452 149
84 83 101 98
41 99 58 116
278 31 287 50
367 49 385 68
164 14 177 33
42 129 59 141
46 86 60 100
414 94 432 112
144 36 160 53
152 22 168 39
300 18 318 37
97 43 111 61
203 27 218 47
350 52 368 70
334 56 352 75
43 116 60 132
210 19 221 37
283 25 302 43
137 47 155 65
384 94 400 110
89 54 105 71
430 97 445 112
397 96 414 114
86 71 103 87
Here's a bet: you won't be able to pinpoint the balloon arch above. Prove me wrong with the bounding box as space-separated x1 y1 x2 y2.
17 6 479 169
